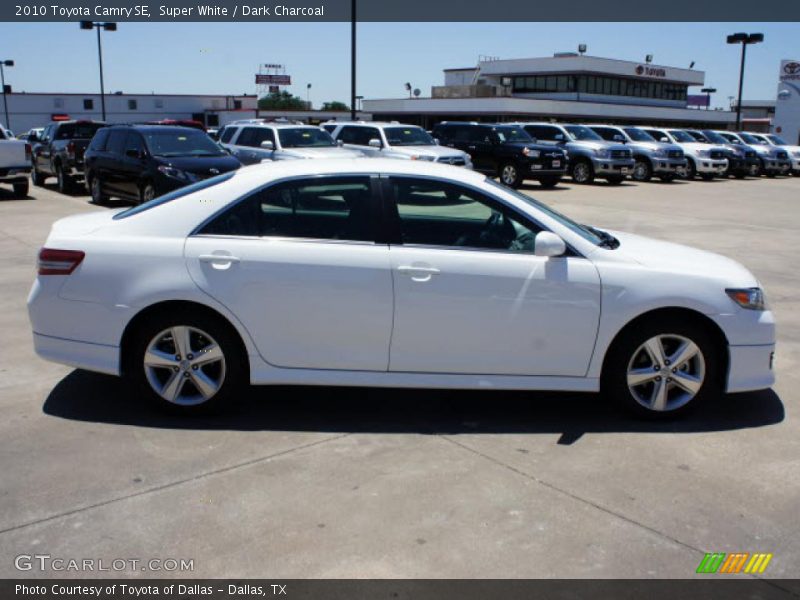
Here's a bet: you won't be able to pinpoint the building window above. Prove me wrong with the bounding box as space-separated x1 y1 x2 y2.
83 99 94 110
128 99 137 110
154 98 164 108
233 99 242 109
512 73 687 102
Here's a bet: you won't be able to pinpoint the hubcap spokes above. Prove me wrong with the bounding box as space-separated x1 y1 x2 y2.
626 334 705 412
143 326 226 406
503 166 516 184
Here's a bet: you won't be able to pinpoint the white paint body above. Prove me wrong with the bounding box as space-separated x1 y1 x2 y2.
28 159 775 394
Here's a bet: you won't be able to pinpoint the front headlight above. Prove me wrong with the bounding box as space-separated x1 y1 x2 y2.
157 165 197 181
697 150 710 158
594 148 610 158
522 147 541 158
653 148 667 158
410 155 435 161
793 151 800 158
726 287 766 311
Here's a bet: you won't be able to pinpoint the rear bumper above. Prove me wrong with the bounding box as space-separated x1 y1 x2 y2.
32 332 120 376
0 165 32 183
726 343 775 393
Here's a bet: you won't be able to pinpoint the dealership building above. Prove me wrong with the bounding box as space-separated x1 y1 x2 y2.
775 59 800 144
364 53 737 129
0 92 260 134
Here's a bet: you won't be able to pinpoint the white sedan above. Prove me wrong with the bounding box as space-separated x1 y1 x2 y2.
28 159 775 417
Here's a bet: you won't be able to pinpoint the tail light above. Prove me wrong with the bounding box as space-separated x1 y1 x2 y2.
67 142 76 157
38 248 85 275
24 143 32 161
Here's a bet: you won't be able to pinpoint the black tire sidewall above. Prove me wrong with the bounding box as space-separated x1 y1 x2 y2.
602 317 722 419
126 309 247 415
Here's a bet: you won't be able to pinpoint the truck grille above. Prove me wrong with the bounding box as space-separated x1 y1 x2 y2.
667 150 683 159
437 156 466 166
611 149 632 159
710 150 725 159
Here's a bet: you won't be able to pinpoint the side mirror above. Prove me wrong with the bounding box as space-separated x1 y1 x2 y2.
613 135 625 143
368 138 382 148
336 139 344 147
534 231 566 258
260 140 274 150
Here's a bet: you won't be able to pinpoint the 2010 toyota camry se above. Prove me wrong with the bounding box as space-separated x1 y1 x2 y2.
28 159 775 417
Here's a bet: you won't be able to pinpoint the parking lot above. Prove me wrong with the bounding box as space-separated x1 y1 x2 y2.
0 174 798 580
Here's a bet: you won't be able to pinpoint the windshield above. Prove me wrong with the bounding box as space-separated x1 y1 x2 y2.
766 134 788 145
278 128 335 148
738 132 765 145
55 123 105 140
485 178 606 247
144 130 226 157
667 130 696 143
623 128 656 142
564 125 603 141
685 131 707 142
700 130 730 145
494 126 533 143
384 127 435 146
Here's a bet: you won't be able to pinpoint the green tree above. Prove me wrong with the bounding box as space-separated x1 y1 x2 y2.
258 91 308 110
321 101 350 111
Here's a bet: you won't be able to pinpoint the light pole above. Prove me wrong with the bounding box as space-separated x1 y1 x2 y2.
0 59 13 130
350 0 356 121
701 87 717 110
727 32 763 130
306 83 312 109
80 20 117 121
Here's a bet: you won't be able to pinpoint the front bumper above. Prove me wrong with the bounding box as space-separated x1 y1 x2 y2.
651 158 687 174
592 158 635 176
695 158 728 174
727 343 775 393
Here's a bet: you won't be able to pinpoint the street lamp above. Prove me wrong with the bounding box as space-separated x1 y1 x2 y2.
701 87 717 110
80 20 117 121
727 32 763 130
306 83 312 109
0 59 13 130
350 0 356 121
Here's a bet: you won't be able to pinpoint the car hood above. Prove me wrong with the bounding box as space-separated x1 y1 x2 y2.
389 145 469 159
567 140 627 152
280 147 364 159
156 154 241 175
606 230 758 285
630 141 681 153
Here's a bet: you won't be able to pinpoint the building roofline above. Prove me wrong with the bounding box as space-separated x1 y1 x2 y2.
7 92 257 98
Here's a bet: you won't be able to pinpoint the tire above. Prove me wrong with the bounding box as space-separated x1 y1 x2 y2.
700 173 715 181
56 163 73 194
601 316 721 419
13 181 29 197
126 308 247 415
632 158 652 182
31 163 46 186
139 182 157 205
605 176 624 185
538 176 561 188
499 163 523 188
734 172 746 179
570 159 594 184
658 174 675 183
685 158 697 180
89 174 108 204
750 160 763 177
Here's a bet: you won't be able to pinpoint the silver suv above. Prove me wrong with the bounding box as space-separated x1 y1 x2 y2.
331 121 472 168
587 124 687 182
218 120 364 165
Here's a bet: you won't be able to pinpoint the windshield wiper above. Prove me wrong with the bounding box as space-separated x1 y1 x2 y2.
584 225 620 249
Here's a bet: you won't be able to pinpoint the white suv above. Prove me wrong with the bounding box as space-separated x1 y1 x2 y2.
331 121 472 168
641 127 728 180
218 120 364 165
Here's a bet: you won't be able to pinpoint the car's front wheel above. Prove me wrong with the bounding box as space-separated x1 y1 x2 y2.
632 158 652 182
127 309 246 414
570 159 594 184
499 163 523 188
139 182 157 205
602 317 721 418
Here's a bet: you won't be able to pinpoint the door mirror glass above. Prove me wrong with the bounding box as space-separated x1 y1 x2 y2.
260 140 274 150
368 138 382 148
534 231 566 257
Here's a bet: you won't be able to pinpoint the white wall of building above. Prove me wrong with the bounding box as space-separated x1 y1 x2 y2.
774 59 800 145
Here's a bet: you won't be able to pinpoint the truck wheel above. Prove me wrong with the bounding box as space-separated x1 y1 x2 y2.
658 174 675 182
685 158 697 180
139 182 157 205
538 176 561 188
750 160 763 177
56 164 73 194
31 164 46 186
499 163 523 188
700 173 715 181
13 181 30 197
89 175 109 204
632 158 652 182
570 159 594 184
606 176 624 185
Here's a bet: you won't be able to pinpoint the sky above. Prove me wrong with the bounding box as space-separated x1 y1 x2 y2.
0 21 797 109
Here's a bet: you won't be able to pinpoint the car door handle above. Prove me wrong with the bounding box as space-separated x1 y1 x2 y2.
199 254 240 265
397 265 440 281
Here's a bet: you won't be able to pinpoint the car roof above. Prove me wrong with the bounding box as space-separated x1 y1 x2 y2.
106 124 204 133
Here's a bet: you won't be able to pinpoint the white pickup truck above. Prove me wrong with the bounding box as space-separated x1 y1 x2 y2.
0 123 31 197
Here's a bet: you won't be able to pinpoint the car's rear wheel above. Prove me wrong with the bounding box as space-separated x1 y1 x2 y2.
13 181 29 197
56 164 73 194
570 159 594 184
139 182 156 205
602 317 721 418
632 158 652 182
685 158 697 180
127 310 246 414
499 163 523 188
89 175 108 204
31 163 46 186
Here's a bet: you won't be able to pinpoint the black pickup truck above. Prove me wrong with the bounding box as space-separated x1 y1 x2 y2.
432 122 567 188
31 120 106 193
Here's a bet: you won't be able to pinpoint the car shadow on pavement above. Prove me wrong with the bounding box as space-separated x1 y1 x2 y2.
43 370 785 445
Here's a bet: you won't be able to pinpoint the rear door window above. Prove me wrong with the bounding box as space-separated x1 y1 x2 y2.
105 131 129 156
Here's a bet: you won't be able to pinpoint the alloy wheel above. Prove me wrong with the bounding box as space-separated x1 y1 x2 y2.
626 334 705 412
143 325 226 406
501 165 517 186
573 162 590 183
